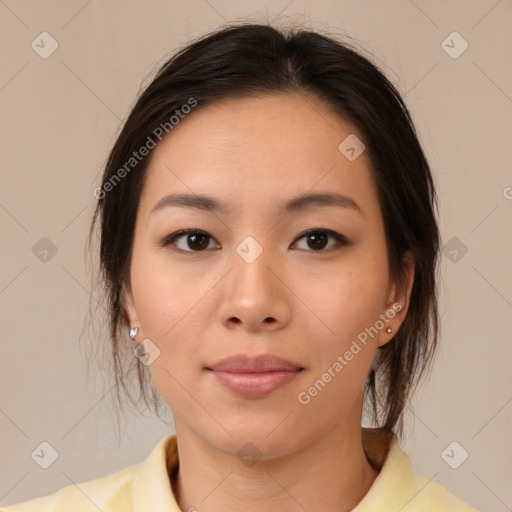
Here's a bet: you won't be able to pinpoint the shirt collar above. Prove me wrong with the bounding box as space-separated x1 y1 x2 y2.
354 427 419 510
132 433 180 511
131 427 409 511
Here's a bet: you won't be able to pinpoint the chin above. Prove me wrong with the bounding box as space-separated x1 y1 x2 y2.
206 414 309 461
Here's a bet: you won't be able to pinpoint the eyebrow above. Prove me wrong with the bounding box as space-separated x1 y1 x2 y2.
150 191 363 216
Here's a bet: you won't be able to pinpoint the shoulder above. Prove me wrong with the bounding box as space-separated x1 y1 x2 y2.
0 463 137 512
0 434 177 512
407 471 479 511
358 428 478 511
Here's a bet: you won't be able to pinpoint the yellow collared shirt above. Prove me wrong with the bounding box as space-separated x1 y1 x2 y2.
1 428 478 511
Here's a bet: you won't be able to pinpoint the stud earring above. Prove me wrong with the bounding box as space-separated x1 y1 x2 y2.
129 327 139 341
386 327 392 334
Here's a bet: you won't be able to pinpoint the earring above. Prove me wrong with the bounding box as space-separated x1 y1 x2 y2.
386 327 392 334
129 327 139 341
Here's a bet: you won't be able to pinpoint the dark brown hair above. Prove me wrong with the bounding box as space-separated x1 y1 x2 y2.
87 22 440 438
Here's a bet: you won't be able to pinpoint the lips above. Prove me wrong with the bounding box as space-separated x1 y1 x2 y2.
206 354 303 373
206 354 304 399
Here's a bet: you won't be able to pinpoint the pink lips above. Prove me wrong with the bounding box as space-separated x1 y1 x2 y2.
206 354 304 399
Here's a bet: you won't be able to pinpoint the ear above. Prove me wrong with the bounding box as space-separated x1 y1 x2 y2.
378 251 415 348
122 282 141 341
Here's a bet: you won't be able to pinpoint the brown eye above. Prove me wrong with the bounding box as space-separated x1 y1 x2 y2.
292 229 348 252
187 232 209 250
306 232 328 250
162 228 348 254
163 230 219 252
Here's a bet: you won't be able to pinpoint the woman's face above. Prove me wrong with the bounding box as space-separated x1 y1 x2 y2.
124 93 412 457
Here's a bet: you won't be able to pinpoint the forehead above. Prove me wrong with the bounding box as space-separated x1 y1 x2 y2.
139 93 379 218
150 92 363 160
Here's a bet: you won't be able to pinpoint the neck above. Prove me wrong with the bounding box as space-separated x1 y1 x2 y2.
171 415 379 511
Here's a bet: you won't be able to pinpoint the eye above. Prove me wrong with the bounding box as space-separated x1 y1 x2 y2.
161 228 349 254
291 229 349 252
162 229 219 253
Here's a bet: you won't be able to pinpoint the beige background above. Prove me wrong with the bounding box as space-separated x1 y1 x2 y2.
1 1 511 510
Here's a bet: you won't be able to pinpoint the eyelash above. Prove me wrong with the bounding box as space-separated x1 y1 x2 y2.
160 229 349 254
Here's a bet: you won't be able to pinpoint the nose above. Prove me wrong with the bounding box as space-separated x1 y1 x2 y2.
217 238 292 333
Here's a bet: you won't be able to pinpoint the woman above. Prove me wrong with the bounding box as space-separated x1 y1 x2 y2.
4 23 477 511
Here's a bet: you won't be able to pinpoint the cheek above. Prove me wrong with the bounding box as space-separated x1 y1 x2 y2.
306 256 388 341
131 260 205 407
295 270 383 415
296 253 388 401
130 241 202 337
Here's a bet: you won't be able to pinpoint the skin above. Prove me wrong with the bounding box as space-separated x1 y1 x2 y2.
124 92 414 511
